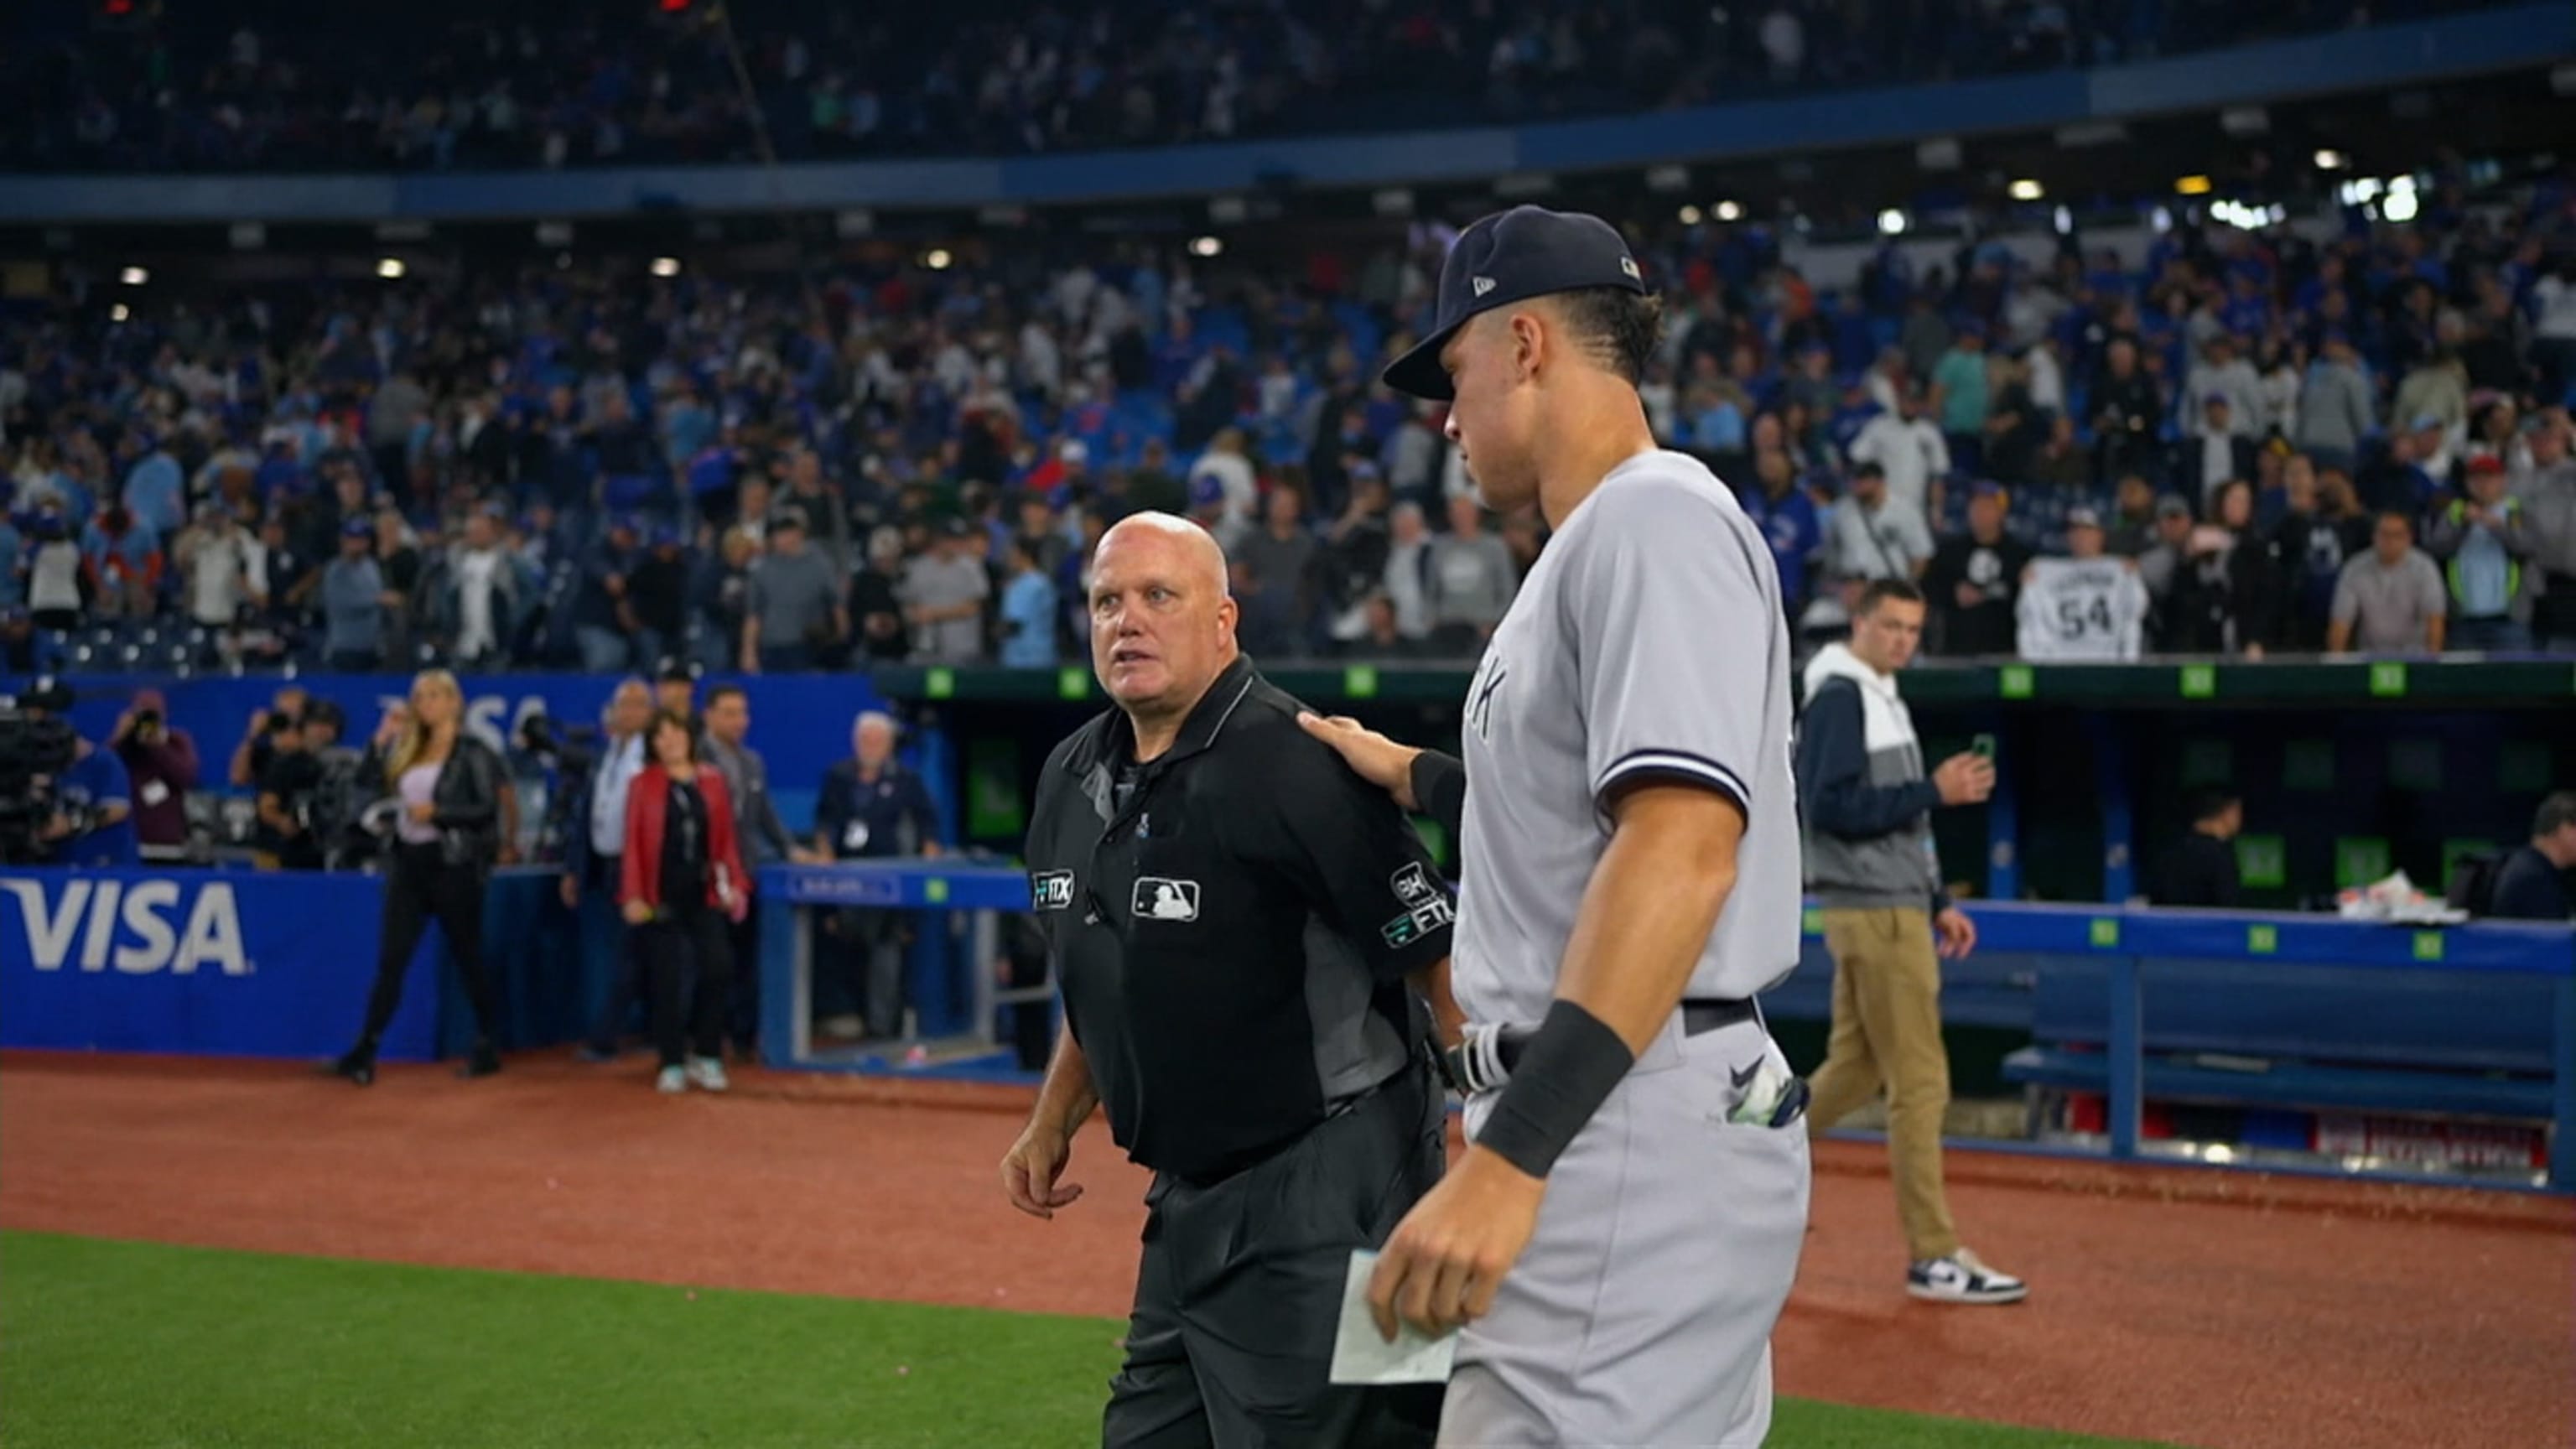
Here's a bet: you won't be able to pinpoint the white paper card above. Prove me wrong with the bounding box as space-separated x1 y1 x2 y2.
1327 1249 1458 1385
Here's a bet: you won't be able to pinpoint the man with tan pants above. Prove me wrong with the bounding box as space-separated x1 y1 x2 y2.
1795 579 2028 1305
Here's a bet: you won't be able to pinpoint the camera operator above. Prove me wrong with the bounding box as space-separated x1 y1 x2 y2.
230 684 310 788
22 683 138 867
110 688 200 862
256 709 330 871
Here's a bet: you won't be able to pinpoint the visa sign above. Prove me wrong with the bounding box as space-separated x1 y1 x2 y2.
1 879 255 975
378 692 553 751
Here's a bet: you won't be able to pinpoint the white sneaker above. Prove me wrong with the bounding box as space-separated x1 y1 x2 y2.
1907 1248 2028 1305
686 1057 730 1093
656 1066 688 1094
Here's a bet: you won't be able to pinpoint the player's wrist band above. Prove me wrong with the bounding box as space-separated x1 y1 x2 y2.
1473 1001 1635 1179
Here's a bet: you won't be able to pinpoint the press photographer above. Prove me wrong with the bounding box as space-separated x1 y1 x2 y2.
109 688 200 862
255 704 340 872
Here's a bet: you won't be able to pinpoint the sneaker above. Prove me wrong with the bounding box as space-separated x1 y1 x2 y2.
457 1041 502 1079
686 1057 730 1093
656 1066 688 1094
329 1047 376 1088
1907 1249 2028 1305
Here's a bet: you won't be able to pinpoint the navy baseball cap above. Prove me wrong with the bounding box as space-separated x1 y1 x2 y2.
1382 205 1648 402
340 516 371 538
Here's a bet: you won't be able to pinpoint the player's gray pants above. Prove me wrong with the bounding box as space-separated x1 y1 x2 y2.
1442 1015 1810 1447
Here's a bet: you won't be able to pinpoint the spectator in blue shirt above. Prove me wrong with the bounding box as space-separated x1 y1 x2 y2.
997 536 1060 668
1743 454 1823 614
118 429 188 539
0 506 21 610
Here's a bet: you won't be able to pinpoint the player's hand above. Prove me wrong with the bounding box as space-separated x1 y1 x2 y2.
1932 753 1995 806
560 874 580 908
1295 712 1422 811
1000 1123 1084 1219
1368 1146 1545 1342
1935 906 1978 959
621 898 653 926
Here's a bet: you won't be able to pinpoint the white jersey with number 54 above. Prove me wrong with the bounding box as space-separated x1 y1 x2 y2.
2016 556 2149 661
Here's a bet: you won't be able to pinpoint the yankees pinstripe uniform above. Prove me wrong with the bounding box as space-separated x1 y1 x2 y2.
1441 448 1811 1446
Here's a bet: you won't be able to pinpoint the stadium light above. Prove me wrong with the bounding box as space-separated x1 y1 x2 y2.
650 257 682 278
1677 205 1703 226
119 266 148 286
2314 148 2347 171
2008 179 2044 201
111 304 130 322
2174 174 2214 195
2053 205 2073 235
2381 176 2420 222
1877 208 1907 236
1188 236 1223 258
2150 206 2174 233
1713 200 1742 221
922 248 953 271
376 257 406 279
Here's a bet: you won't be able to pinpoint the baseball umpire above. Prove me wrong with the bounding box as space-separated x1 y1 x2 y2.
1002 512 1464 1449
1306 205 1812 1446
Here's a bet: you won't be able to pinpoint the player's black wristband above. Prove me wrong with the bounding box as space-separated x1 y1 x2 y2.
1474 1000 1635 1179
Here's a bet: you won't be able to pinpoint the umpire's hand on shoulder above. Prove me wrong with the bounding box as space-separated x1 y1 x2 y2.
1296 712 1422 811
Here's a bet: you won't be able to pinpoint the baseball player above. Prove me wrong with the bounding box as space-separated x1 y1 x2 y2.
1322 205 1811 1446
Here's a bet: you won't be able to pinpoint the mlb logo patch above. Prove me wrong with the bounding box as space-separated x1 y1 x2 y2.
1133 877 1201 923
1031 870 1076 911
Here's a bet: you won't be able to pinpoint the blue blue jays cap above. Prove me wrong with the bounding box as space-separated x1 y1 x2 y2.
1382 205 1648 402
340 516 372 538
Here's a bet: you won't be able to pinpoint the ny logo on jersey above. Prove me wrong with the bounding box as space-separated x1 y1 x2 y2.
1467 655 1509 741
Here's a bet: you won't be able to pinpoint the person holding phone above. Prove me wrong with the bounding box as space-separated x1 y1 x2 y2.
1794 579 2026 1305
619 708 749 1094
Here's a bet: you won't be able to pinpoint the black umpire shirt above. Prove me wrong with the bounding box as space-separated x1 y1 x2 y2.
1026 655 1457 1184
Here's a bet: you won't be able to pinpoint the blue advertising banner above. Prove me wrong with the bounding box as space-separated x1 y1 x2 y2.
0 867 438 1062
9 671 891 830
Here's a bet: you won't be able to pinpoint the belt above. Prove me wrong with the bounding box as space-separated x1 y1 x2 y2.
1441 998 1758 1097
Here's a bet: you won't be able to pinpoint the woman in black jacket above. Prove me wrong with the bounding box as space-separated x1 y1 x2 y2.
332 668 509 1086
2172 479 2289 657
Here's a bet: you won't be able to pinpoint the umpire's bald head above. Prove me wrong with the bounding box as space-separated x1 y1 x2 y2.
1088 512 1239 738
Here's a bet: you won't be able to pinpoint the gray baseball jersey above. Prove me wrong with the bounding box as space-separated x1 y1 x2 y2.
1441 446 1810 1449
1452 447 1802 1027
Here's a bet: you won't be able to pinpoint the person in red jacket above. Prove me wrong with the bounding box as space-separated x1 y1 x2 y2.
620 709 749 1094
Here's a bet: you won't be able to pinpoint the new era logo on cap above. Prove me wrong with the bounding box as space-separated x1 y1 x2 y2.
1383 205 1650 402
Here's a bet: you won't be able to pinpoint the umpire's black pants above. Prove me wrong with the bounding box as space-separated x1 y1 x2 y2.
1104 1060 1446 1449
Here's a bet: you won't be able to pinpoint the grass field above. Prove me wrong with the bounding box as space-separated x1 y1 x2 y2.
3 1231 2172 1448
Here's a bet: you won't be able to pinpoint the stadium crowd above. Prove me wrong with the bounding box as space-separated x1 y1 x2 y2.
7 175 2576 675
2 0 2508 174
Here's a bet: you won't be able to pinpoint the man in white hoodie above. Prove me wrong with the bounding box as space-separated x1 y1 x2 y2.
1794 579 2027 1305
